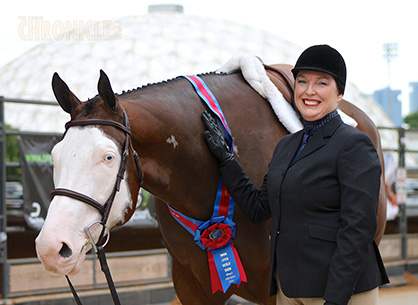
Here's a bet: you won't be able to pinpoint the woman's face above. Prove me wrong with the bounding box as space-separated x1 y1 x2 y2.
294 70 343 121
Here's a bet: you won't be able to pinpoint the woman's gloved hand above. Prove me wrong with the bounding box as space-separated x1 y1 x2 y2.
202 111 234 167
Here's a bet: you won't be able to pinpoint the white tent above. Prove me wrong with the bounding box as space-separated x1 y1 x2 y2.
0 5 392 134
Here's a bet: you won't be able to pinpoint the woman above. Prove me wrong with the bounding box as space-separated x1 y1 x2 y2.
202 45 389 305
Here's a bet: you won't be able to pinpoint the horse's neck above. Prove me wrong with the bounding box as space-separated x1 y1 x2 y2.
119 73 289 220
120 84 216 218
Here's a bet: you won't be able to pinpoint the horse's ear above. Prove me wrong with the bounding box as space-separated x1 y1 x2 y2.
98 70 116 111
52 72 81 113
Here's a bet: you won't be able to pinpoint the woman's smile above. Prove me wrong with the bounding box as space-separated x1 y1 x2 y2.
303 99 320 106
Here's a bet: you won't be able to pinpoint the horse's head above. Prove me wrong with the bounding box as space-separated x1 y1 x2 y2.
35 71 141 275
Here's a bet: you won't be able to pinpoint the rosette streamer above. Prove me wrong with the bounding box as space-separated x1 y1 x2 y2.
167 75 247 293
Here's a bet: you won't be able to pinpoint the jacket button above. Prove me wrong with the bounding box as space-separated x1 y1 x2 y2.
276 192 280 198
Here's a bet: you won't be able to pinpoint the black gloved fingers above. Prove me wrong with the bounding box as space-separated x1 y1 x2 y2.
202 111 230 150
203 130 213 144
202 110 218 132
202 110 234 166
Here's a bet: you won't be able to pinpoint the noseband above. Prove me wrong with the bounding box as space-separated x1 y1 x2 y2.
50 109 142 239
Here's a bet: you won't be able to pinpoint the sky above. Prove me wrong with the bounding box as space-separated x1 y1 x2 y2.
1 0 417 113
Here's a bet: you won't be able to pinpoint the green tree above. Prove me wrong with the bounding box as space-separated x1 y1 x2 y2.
404 111 418 128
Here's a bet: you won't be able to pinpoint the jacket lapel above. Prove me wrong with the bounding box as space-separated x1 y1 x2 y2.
281 130 304 167
291 116 343 164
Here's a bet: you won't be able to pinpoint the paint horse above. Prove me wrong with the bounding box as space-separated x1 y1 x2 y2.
35 64 386 305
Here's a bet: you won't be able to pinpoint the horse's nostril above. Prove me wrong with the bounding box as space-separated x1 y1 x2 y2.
59 243 73 258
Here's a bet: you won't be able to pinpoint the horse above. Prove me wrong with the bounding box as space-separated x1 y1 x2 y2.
35 65 387 305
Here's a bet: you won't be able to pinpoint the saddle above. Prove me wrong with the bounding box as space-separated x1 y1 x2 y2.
264 63 295 105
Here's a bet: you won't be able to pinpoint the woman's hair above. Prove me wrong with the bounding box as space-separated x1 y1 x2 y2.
336 80 345 95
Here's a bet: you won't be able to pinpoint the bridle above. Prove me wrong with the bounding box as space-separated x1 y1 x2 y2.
50 108 142 305
51 109 142 228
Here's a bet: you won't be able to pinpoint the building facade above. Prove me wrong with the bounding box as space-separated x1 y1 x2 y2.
373 87 402 126
409 82 418 114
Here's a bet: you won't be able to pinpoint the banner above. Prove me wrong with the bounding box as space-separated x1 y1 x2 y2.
19 134 59 230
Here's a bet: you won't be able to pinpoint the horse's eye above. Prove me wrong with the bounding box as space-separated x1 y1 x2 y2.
105 155 114 162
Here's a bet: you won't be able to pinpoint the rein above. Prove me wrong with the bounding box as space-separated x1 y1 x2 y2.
50 109 142 305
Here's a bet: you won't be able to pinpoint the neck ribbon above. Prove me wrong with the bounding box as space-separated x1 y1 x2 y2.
167 75 247 294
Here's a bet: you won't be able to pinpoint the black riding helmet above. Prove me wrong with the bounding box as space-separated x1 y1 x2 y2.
291 45 347 93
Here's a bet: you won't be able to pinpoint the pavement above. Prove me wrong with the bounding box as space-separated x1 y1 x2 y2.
379 285 418 305
378 272 418 305
158 273 418 305
156 285 418 305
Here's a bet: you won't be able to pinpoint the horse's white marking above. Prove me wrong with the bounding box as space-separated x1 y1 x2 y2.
35 126 132 275
166 135 178 149
233 143 239 158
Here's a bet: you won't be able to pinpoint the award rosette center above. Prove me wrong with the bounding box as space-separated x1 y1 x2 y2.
194 216 235 250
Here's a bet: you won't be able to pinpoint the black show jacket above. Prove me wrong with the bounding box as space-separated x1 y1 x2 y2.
220 115 389 305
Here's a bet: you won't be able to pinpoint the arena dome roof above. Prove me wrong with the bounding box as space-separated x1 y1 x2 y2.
0 4 392 134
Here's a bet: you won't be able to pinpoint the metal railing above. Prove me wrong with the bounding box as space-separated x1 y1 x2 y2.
6 248 172 299
377 126 418 276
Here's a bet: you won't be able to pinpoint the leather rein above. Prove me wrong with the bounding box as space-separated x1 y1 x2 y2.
50 109 142 305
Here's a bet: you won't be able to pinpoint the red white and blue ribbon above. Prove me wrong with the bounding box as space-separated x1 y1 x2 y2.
167 75 247 294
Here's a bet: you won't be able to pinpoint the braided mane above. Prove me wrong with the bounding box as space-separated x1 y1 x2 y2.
85 71 230 105
115 71 226 97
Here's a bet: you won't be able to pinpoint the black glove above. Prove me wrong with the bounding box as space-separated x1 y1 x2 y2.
202 111 234 167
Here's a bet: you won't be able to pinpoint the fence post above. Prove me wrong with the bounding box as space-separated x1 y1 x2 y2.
397 127 408 264
0 96 10 301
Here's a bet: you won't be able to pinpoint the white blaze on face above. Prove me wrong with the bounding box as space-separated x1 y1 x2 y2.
35 127 132 275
